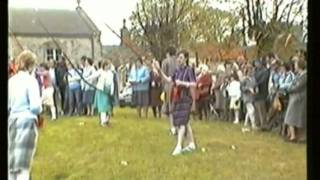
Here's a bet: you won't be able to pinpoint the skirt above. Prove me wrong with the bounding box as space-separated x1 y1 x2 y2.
8 116 38 172
133 90 149 107
229 97 241 110
93 87 112 114
172 93 193 127
42 87 54 106
82 90 95 106
150 87 162 107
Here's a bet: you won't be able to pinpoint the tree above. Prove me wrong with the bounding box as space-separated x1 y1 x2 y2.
233 0 306 56
181 4 241 48
129 0 241 60
129 0 196 61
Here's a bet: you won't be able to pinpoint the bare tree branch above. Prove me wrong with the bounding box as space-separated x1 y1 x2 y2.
245 0 253 28
164 0 170 24
176 0 187 22
278 0 298 22
136 7 149 37
274 0 285 20
154 2 162 27
286 0 295 24
141 0 150 26
289 3 304 26
250 0 256 26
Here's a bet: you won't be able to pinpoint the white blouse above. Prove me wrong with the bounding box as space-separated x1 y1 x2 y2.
226 80 241 99
96 69 114 95
8 71 42 120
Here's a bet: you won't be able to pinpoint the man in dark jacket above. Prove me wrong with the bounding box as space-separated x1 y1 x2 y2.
55 58 68 114
161 47 177 135
253 59 270 129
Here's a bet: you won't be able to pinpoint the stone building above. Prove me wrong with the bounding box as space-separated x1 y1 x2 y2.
103 19 137 66
9 5 102 63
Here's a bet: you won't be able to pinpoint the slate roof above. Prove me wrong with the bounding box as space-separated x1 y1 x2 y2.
9 8 99 38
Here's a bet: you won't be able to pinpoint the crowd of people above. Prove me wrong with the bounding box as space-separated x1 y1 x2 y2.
119 47 307 155
9 55 120 127
143 50 305 135
8 51 122 179
8 47 306 178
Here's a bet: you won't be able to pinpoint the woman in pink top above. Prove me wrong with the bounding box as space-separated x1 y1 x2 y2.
37 63 56 120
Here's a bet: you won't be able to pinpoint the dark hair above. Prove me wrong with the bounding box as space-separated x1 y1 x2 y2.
86 58 93 66
284 62 292 72
178 50 189 66
40 63 49 70
231 73 239 81
267 52 275 59
81 56 87 61
137 57 143 64
98 61 102 69
297 59 306 70
102 61 109 69
166 46 176 56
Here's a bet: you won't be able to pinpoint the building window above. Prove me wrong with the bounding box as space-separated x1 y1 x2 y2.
46 48 62 61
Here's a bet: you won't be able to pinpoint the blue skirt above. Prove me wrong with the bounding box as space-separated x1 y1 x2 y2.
94 87 112 114
82 90 95 106
172 92 193 127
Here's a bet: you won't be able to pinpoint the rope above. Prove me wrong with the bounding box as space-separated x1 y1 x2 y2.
33 9 110 95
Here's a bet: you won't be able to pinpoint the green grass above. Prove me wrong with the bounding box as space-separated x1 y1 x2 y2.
32 108 306 180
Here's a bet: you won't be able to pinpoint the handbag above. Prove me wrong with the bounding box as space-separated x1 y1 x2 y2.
170 85 181 103
170 69 188 103
37 115 45 128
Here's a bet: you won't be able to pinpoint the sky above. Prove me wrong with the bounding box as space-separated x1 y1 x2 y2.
9 0 307 45
9 0 235 45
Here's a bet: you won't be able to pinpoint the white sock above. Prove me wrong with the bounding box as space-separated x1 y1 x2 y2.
188 142 196 149
234 111 239 123
173 145 182 152
16 169 29 180
51 106 56 120
9 172 16 180
171 127 176 134
100 112 107 124
172 145 182 155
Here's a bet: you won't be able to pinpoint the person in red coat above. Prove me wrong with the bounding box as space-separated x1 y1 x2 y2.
196 65 212 120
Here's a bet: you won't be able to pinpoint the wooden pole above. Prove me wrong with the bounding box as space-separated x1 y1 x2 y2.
104 23 152 60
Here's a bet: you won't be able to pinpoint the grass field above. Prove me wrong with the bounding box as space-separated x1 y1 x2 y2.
32 108 306 180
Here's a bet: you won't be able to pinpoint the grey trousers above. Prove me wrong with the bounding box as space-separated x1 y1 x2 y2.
254 100 267 127
67 88 82 115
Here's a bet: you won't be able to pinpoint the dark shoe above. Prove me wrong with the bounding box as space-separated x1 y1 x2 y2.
284 137 298 143
260 127 270 132
296 139 306 144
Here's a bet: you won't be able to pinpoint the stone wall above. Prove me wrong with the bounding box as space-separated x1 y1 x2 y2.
93 37 103 61
8 35 102 63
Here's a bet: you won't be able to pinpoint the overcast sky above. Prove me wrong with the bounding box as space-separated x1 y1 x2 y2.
9 0 139 45
9 0 307 45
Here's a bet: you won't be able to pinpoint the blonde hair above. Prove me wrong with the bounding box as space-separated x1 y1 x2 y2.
16 50 37 71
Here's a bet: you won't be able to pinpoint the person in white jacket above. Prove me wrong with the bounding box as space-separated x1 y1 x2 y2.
88 61 114 127
226 74 242 124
